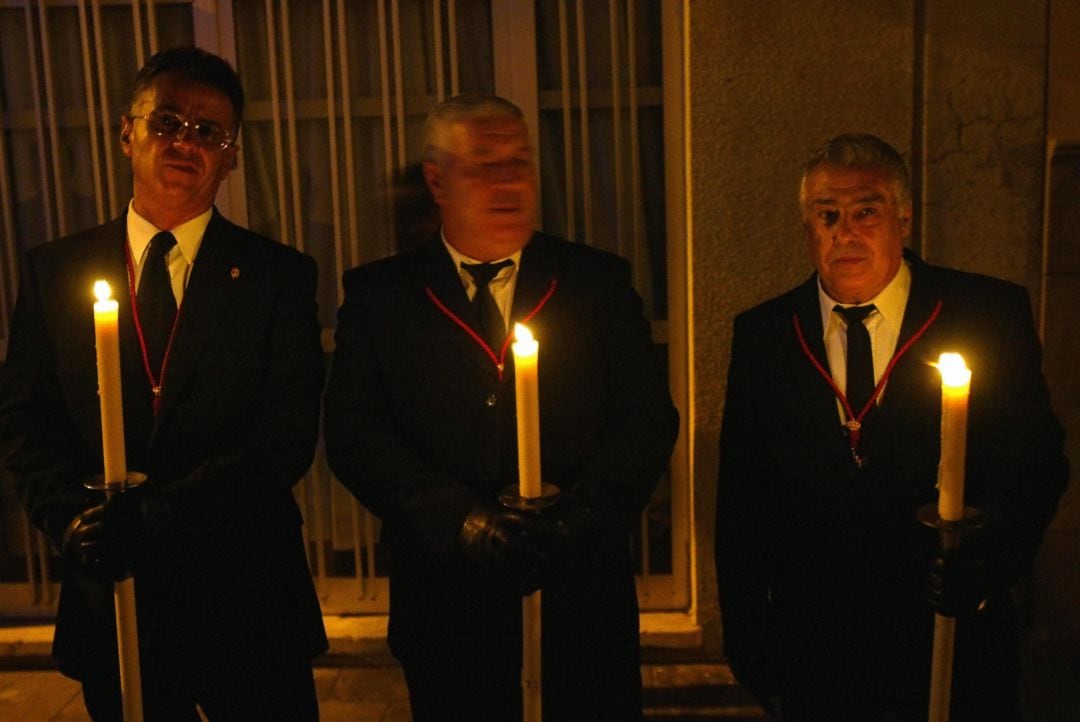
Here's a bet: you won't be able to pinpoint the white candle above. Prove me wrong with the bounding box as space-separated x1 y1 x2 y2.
512 322 543 721
512 323 541 499
93 281 127 486
936 352 971 522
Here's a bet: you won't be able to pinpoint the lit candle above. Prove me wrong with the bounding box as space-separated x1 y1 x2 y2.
936 352 971 522
928 352 971 722
512 323 541 499
94 282 144 720
513 322 543 720
93 281 127 487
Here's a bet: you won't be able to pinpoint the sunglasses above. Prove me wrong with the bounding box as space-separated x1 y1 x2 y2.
129 109 235 150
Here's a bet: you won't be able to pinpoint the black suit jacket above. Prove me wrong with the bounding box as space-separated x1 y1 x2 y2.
0 211 327 676
324 232 678 712
715 252 1068 720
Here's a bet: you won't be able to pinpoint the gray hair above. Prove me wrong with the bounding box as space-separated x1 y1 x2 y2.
422 93 525 163
799 133 912 214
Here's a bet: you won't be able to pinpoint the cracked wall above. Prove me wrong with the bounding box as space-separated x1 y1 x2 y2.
688 2 1078 691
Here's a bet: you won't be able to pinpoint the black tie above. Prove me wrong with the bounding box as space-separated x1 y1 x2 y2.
462 260 513 348
835 304 877 414
139 231 178 373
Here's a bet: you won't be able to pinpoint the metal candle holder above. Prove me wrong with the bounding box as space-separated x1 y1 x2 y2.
917 501 986 722
917 502 986 540
83 471 148 494
499 482 561 513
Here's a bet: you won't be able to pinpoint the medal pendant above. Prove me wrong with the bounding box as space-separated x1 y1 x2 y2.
851 447 865 469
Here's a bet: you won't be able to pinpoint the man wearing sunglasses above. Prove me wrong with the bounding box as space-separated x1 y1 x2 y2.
1 47 326 719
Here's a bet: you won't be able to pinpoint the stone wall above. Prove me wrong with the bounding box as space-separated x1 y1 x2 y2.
688 2 1079 689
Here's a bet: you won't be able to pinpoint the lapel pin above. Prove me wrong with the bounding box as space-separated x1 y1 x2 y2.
230 267 240 279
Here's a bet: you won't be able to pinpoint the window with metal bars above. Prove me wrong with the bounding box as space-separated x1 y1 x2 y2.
0 0 688 618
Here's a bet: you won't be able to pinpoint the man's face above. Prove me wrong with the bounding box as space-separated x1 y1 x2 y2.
423 115 537 259
121 71 238 225
803 164 911 304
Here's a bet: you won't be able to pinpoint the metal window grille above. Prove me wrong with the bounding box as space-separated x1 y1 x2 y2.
0 0 688 617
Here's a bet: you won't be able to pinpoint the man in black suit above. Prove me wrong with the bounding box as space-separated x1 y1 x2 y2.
324 93 678 721
715 134 1068 721
0 47 326 720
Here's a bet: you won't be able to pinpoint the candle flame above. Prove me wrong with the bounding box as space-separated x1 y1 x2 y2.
93 280 113 302
937 352 971 388
514 323 534 344
513 323 538 356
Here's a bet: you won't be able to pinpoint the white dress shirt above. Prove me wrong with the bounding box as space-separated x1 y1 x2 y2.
126 201 212 306
442 232 523 337
818 261 912 413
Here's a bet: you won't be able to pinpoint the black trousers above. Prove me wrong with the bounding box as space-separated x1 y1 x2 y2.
78 651 319 722
400 635 643 722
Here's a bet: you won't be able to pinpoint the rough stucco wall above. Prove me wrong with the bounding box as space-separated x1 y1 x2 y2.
1049 0 1080 143
690 0 1070 665
1037 0 1080 682
689 0 914 658
921 1 1048 291
1038 146 1080 669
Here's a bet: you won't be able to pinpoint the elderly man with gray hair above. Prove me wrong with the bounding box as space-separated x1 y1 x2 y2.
324 93 678 721
715 133 1068 721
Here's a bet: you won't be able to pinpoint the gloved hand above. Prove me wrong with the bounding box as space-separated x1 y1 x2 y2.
533 491 593 565
61 502 129 582
926 546 992 617
925 510 1012 618
102 483 175 558
459 506 546 595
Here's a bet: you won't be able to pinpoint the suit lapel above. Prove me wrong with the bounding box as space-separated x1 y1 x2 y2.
79 221 149 422
895 258 944 358
84 220 137 358
788 276 851 452
153 213 245 424
792 259 949 465
71 216 157 461
418 237 503 376
417 233 559 378
77 218 131 339
863 258 945 450
510 234 558 328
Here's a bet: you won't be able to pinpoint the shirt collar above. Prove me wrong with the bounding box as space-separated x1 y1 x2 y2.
818 260 912 339
126 201 212 266
441 228 522 281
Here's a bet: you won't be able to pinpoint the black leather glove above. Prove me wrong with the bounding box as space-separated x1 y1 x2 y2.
61 502 129 582
459 506 546 595
926 546 993 617
925 509 1012 618
102 483 175 560
533 491 593 565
